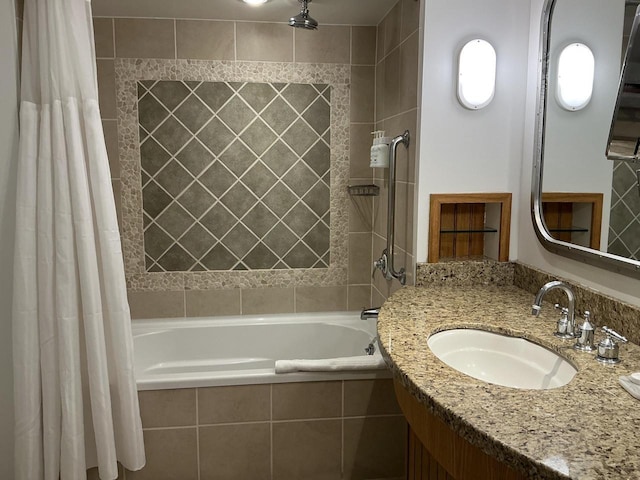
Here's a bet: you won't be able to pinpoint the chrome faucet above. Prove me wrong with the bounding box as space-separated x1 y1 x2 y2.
360 307 380 320
532 281 576 339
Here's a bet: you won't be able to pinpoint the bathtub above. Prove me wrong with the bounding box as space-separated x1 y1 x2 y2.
132 311 389 390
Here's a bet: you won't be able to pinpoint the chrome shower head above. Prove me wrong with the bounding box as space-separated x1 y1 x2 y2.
289 0 318 30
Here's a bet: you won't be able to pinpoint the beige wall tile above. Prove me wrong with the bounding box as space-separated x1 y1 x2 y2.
349 233 373 285
273 420 342 480
96 59 117 120
198 384 270 424
373 180 388 238
102 120 119 178
349 123 374 179
383 2 401 56
351 26 377 66
127 428 197 480
351 66 375 123
344 416 407 479
111 180 122 229
398 31 419 114
93 18 114 58
272 381 341 420
375 58 384 122
382 49 401 119
185 289 241 317
176 20 234 61
348 285 372 311
242 287 294 315
115 18 175 59
128 290 184 319
200 423 271 480
401 0 421 41
349 196 373 233
372 284 386 305
394 181 410 252
344 379 401 416
138 388 196 428
295 285 347 312
294 25 350 64
236 23 293 62
376 21 385 63
404 252 415 285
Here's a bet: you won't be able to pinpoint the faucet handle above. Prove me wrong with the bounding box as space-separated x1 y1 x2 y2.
553 304 574 339
601 326 628 344
596 326 628 364
554 303 569 315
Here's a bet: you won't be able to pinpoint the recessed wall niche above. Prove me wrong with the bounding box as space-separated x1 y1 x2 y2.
116 59 350 290
138 79 331 272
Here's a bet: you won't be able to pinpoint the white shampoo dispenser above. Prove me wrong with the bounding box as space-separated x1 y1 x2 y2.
370 131 391 168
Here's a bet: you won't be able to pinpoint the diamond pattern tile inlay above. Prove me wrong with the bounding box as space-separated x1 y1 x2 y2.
608 160 640 260
138 80 331 271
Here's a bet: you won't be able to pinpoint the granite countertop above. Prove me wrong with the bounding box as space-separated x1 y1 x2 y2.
378 284 640 480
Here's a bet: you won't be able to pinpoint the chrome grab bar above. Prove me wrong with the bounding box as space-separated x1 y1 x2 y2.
374 130 410 285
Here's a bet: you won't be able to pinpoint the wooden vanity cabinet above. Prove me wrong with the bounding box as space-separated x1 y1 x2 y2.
395 380 528 480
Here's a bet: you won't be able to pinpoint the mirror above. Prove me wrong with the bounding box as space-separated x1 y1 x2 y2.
532 0 640 278
607 4 640 160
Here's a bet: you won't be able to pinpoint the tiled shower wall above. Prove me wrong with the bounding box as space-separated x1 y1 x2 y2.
371 0 421 305
137 79 331 272
95 17 379 317
608 160 640 260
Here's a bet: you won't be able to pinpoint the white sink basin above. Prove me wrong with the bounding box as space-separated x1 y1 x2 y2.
427 329 577 390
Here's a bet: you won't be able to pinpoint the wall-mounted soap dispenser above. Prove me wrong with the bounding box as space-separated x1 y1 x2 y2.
370 131 391 168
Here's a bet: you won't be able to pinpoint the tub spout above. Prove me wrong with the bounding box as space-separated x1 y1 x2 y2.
360 307 380 320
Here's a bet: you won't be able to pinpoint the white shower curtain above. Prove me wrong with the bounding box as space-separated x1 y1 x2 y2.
12 0 146 479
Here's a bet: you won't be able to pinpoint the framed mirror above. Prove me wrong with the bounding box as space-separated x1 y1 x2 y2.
532 0 640 278
607 4 640 160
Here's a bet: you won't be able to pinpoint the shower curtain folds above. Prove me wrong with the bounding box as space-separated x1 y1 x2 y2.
13 0 145 479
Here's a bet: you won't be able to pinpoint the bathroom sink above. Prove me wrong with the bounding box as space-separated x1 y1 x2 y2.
427 329 577 390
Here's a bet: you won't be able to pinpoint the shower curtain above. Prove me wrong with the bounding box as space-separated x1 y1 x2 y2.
12 0 146 479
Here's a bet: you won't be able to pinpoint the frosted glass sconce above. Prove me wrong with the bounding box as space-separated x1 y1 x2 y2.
457 39 496 110
556 43 594 111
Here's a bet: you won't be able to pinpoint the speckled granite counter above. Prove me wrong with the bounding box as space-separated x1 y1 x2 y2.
378 284 640 480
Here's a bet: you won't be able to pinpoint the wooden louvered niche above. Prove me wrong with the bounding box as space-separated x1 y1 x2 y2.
428 193 512 263
541 192 603 250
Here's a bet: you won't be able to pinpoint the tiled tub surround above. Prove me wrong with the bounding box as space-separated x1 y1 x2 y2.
120 380 406 480
117 59 350 290
378 284 640 479
371 0 421 305
138 79 332 273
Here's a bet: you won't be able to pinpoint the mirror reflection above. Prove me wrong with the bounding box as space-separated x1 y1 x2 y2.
541 0 640 262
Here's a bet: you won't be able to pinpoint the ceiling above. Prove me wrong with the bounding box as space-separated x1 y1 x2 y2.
91 0 398 26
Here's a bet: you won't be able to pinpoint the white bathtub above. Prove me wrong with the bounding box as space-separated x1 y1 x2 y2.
132 311 389 390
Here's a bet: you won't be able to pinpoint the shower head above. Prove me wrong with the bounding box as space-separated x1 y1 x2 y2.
289 0 318 30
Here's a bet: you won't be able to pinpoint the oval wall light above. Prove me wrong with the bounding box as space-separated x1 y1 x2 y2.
457 39 497 110
556 43 595 111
